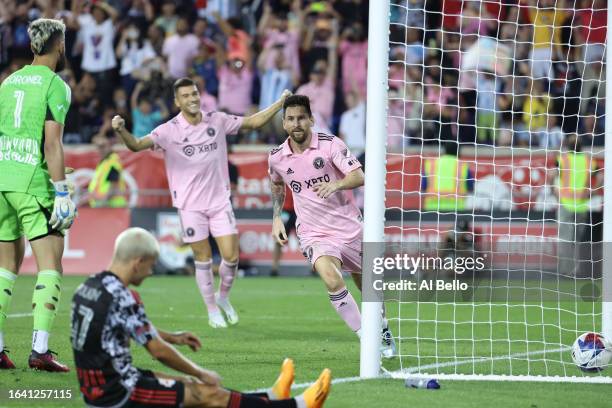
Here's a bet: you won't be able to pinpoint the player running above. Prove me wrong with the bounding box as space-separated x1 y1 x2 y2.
71 227 331 408
0 18 77 371
112 77 291 328
268 95 395 356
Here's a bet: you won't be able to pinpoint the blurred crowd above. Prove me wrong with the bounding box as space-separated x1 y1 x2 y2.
389 0 606 151
0 0 368 148
0 0 607 151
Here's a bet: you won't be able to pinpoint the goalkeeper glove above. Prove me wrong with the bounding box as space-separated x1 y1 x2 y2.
49 180 77 231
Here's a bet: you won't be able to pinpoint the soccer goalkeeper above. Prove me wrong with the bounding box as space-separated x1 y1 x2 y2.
0 18 76 372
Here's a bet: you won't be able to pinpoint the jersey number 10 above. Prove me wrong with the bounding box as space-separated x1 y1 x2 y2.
13 90 24 128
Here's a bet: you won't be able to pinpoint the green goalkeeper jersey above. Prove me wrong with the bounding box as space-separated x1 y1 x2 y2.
0 65 71 197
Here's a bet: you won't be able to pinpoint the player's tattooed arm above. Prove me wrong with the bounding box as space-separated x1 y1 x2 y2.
271 181 288 245
271 181 286 219
111 115 154 152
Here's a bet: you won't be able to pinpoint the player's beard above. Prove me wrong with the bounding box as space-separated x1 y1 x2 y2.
55 51 67 73
290 129 307 144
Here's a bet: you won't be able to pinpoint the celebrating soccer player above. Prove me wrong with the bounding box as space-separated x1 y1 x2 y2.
71 227 331 408
0 18 76 372
268 95 395 355
112 78 291 328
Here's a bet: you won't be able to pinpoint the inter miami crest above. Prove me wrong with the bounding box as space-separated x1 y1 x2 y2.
206 127 216 137
185 227 195 237
183 145 195 156
290 180 302 193
313 157 325 169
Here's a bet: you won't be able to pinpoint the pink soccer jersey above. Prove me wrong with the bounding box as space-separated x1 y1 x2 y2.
149 111 243 211
268 132 363 244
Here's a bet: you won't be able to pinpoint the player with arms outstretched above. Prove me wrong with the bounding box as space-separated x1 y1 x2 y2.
268 95 395 355
0 18 77 371
112 77 291 328
71 227 331 408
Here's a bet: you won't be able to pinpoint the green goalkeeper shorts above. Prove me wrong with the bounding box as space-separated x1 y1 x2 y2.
0 191 56 241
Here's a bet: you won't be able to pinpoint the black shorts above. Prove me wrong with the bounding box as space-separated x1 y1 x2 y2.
124 370 185 408
282 210 296 234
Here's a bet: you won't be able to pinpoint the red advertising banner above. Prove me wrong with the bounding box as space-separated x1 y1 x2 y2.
20 208 130 275
65 147 602 211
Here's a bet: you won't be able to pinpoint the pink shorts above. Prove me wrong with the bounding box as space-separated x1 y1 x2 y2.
300 238 362 273
178 202 238 243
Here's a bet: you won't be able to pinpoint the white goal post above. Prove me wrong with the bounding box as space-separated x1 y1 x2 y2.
361 0 612 382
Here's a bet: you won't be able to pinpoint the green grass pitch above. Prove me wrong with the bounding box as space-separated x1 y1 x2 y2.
0 275 609 407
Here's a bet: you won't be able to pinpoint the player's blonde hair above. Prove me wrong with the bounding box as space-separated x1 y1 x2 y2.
113 228 160 262
28 18 66 56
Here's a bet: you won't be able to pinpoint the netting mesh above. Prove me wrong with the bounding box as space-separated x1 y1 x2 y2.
383 0 609 378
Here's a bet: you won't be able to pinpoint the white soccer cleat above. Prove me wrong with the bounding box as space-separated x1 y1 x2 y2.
381 327 397 359
208 311 228 328
215 294 239 325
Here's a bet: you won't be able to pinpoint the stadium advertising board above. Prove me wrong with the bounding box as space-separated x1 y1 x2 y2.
65 149 602 210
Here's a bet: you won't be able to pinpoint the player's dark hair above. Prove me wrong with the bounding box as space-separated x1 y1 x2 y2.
173 77 197 95
283 95 312 118
39 30 63 55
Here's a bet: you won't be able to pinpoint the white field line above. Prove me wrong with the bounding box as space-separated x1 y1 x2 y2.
247 346 612 392
391 346 569 375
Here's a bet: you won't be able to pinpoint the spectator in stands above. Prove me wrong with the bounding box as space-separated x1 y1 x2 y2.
296 58 336 132
296 17 338 131
301 11 337 77
539 114 564 150
404 65 424 144
257 0 303 83
154 0 178 37
213 10 251 61
69 1 119 108
579 107 605 147
574 0 606 70
190 40 219 97
191 75 217 112
147 23 165 56
258 45 295 143
193 17 221 44
216 42 253 117
523 0 568 79
523 79 550 145
339 22 367 99
387 87 406 151
116 20 157 95
475 71 498 145
163 17 199 79
68 72 101 143
4 1 31 63
339 89 365 153
125 0 154 28
130 82 169 138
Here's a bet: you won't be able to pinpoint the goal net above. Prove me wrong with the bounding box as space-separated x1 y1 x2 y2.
361 0 612 382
